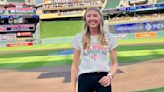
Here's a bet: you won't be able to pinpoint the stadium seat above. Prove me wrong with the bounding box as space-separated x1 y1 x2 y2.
34 0 42 4
104 0 120 9
157 0 164 3
7 0 25 2
108 14 164 25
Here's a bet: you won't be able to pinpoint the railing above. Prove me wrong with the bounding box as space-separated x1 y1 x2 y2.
41 36 73 44
108 14 164 25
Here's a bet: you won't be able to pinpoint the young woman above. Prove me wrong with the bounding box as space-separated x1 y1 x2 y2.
71 7 118 92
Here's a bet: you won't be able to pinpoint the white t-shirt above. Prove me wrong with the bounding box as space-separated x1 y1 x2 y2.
72 32 118 76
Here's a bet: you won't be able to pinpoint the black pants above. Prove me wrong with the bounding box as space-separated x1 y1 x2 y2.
78 72 112 92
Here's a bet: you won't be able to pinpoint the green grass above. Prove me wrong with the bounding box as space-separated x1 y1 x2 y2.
0 43 71 51
0 49 61 58
0 44 164 69
0 56 73 69
118 38 164 44
40 20 83 38
137 87 164 92
0 37 163 51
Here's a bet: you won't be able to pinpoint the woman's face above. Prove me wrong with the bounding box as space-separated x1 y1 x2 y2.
85 10 101 28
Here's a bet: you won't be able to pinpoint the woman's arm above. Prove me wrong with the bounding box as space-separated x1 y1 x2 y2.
108 48 118 77
71 48 80 92
99 48 118 87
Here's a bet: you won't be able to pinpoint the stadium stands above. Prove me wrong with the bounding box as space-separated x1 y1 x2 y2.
34 0 42 4
104 0 120 9
0 0 6 5
7 0 25 3
103 0 164 25
108 14 164 25
38 0 104 19
0 3 40 47
157 0 164 3
0 8 5 14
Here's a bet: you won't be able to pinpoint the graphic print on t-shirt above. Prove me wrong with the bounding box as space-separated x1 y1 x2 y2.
83 44 108 61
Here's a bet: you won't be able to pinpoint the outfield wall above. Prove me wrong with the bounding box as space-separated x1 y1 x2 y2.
41 31 164 44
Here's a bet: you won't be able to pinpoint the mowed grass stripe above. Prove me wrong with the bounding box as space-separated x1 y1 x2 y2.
118 37 164 44
118 55 164 63
118 44 164 51
0 38 164 52
1 48 164 59
0 48 164 61
137 87 164 92
0 56 73 69
118 49 164 56
0 44 164 58
0 63 26 69
0 43 71 51
0 54 163 69
41 59 72 67
0 49 61 58
0 60 72 69
0 44 164 69
0 55 73 63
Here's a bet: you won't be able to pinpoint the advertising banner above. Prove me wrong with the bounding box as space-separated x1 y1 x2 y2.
53 0 81 3
17 32 33 37
6 42 33 47
115 34 128 40
16 37 34 41
135 32 157 38
8 8 36 14
0 34 16 41
109 21 164 33
3 24 35 32
0 26 5 32
107 3 164 13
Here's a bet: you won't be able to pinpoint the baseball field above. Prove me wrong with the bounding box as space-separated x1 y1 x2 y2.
0 21 164 92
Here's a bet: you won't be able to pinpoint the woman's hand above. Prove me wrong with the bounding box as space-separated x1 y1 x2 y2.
70 87 76 92
98 76 112 87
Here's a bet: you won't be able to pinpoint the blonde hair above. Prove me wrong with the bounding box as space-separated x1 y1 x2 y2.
82 7 107 49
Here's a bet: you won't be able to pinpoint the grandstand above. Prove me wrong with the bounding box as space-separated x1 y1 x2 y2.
103 0 164 24
0 7 5 15
0 1 40 47
101 0 164 40
34 0 42 4
157 0 164 4
7 0 25 3
7 0 35 5
0 0 6 5
104 0 120 9
34 0 104 19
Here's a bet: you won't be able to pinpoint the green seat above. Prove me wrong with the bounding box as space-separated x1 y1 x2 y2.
7 0 25 2
157 0 164 4
104 0 120 9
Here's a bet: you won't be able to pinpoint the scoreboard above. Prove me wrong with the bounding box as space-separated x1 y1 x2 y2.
0 15 39 32
0 24 36 32
7 8 36 14
0 24 35 32
0 4 40 47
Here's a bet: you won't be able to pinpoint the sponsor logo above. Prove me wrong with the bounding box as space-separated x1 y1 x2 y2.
17 32 33 37
0 26 5 32
0 34 16 41
145 23 152 31
7 42 33 47
135 32 157 38
115 34 128 40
